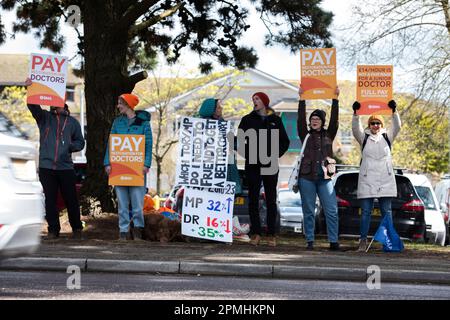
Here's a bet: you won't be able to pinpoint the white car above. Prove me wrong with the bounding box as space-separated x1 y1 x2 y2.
278 188 303 234
0 133 44 258
434 177 450 245
404 174 446 246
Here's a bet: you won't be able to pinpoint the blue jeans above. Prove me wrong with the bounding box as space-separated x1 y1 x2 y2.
115 186 146 233
299 178 339 243
360 197 393 239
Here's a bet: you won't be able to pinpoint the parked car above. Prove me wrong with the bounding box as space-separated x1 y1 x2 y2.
164 184 182 209
0 111 29 140
0 133 44 258
316 169 426 241
434 177 450 245
404 174 446 246
56 159 86 212
173 169 280 233
278 188 303 234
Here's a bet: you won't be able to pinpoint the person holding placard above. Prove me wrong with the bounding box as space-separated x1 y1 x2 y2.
294 85 340 251
198 98 242 194
238 92 290 247
351 100 401 252
25 78 85 240
104 94 152 241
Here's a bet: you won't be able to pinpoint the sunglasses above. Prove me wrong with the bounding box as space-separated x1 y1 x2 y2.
370 122 381 126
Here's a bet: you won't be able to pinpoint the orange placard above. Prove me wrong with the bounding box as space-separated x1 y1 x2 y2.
27 53 68 107
356 65 393 115
300 48 337 100
108 134 145 186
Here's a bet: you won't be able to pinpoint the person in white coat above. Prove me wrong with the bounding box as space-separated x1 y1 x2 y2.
352 100 401 251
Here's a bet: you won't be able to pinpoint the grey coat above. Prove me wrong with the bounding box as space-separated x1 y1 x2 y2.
352 113 401 199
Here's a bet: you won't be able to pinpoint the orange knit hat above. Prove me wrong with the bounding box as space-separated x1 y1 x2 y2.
120 93 139 110
368 114 384 127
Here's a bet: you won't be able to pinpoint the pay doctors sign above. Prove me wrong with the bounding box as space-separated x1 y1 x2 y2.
300 48 337 100
27 53 68 107
108 134 145 187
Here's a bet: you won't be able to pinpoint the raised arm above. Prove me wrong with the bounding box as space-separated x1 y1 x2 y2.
351 101 364 145
387 100 401 142
327 86 340 140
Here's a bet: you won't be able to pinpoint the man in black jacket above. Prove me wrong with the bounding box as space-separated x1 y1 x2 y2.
238 92 290 246
25 78 85 240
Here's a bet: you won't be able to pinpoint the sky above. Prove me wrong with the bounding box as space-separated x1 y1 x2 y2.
0 0 355 81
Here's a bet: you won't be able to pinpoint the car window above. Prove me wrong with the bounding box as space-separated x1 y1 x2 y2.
0 113 28 139
335 173 416 201
279 191 301 207
335 173 359 199
414 186 436 210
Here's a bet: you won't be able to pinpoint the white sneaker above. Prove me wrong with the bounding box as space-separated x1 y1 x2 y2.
233 234 250 242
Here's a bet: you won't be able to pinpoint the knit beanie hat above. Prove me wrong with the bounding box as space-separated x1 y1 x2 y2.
252 92 270 108
120 93 139 110
309 109 326 126
368 114 384 127
198 98 217 118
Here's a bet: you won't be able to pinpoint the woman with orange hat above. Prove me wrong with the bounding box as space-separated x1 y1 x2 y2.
352 100 401 251
104 93 152 241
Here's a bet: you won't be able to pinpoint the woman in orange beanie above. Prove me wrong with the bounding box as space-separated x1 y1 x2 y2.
352 100 402 251
104 93 153 241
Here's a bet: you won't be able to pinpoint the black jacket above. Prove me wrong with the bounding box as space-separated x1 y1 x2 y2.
238 108 290 168
297 99 339 180
28 104 85 170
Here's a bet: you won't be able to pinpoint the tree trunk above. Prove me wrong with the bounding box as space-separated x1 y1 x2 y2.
156 159 162 195
80 1 136 213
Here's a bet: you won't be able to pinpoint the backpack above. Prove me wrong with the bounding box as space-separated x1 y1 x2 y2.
362 133 391 151
360 133 391 165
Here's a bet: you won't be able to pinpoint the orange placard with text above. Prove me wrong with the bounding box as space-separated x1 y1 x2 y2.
300 48 337 100
108 134 145 187
27 53 68 107
356 65 393 115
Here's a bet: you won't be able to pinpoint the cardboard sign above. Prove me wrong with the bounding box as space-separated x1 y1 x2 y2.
356 65 393 115
300 48 337 100
176 117 230 189
108 134 145 186
182 182 235 243
27 53 68 107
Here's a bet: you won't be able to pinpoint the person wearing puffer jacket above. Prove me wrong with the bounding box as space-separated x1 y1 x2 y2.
197 98 242 195
104 93 152 241
352 100 401 251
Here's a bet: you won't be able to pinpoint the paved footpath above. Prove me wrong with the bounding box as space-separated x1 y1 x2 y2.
1 239 449 285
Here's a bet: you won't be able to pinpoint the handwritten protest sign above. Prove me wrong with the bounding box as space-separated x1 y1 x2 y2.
108 134 145 186
182 182 235 243
27 53 68 107
357 65 393 115
300 48 337 100
175 117 230 189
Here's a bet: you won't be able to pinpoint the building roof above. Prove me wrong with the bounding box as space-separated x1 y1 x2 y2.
0 54 83 86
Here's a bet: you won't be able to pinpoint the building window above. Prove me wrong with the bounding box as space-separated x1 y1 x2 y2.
66 86 75 102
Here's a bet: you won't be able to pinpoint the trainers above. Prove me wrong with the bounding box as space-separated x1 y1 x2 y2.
250 234 261 246
118 232 128 241
306 241 314 250
132 227 144 241
329 242 340 251
45 232 59 240
357 239 367 252
233 234 250 242
267 236 277 247
71 229 84 240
